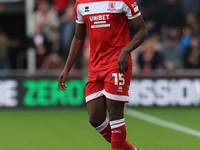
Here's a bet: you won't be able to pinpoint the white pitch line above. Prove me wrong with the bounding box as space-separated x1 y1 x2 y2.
125 108 200 138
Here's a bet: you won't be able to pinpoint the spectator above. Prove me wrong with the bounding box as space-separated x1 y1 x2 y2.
41 52 62 71
29 25 52 68
34 0 59 42
151 33 163 51
180 26 192 53
184 37 200 69
185 13 200 35
137 38 162 72
59 0 76 58
160 27 181 44
161 34 182 71
160 25 170 42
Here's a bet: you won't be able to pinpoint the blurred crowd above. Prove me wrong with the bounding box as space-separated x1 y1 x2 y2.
132 0 200 72
0 0 200 73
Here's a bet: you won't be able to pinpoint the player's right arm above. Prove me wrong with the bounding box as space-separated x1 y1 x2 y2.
58 23 86 91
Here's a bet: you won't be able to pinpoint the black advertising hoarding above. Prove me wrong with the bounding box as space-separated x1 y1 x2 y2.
0 76 88 108
0 75 200 108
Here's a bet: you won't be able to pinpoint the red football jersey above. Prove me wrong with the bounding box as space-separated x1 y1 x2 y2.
74 0 141 71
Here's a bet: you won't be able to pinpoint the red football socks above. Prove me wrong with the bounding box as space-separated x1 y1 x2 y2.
125 140 134 150
95 118 134 150
95 118 111 142
110 118 126 150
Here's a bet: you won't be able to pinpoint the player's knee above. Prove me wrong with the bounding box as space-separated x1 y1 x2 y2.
89 116 104 127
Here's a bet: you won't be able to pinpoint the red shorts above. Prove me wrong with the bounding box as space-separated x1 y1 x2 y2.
85 66 132 103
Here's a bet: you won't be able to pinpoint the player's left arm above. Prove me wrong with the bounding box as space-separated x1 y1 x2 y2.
118 15 148 74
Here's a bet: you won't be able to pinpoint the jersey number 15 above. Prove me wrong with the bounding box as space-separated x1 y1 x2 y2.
112 73 125 85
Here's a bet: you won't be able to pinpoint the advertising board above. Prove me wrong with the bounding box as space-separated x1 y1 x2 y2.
0 75 200 108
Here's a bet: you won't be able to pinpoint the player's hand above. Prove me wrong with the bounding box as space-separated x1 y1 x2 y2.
118 50 129 74
58 70 69 91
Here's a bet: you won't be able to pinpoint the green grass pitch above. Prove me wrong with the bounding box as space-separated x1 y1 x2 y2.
0 107 199 150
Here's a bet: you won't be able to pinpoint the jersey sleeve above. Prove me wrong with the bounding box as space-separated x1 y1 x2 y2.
123 0 141 20
74 2 85 24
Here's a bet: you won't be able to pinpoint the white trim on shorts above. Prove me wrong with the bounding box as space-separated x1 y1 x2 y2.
86 89 129 103
102 90 129 102
86 90 104 103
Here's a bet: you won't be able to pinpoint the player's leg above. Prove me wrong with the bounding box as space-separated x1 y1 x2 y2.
87 97 135 150
85 76 111 142
87 96 111 142
102 67 138 150
106 100 126 150
87 96 107 127
106 100 138 150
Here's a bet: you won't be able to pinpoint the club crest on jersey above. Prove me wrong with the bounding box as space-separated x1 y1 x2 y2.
107 2 116 11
